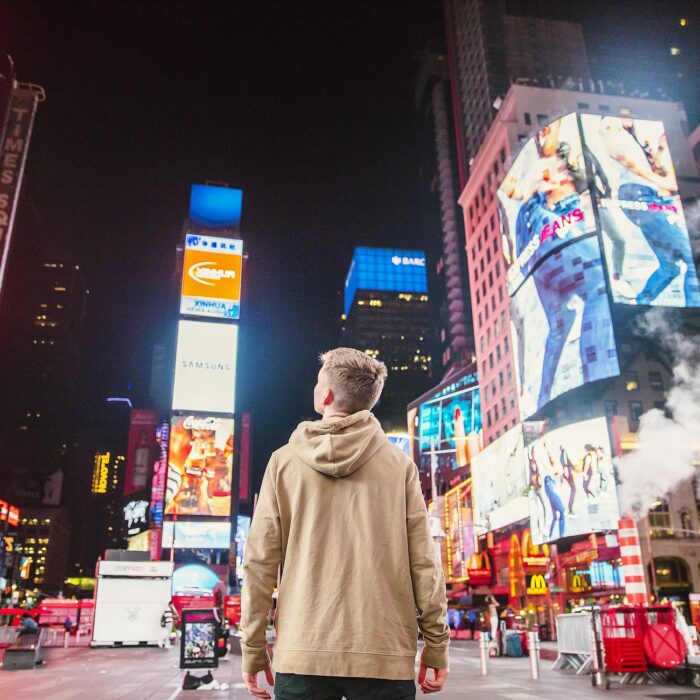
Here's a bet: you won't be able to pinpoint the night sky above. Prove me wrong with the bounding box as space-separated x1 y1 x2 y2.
1 0 699 496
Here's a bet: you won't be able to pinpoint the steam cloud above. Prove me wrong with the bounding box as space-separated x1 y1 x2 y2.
616 307 700 518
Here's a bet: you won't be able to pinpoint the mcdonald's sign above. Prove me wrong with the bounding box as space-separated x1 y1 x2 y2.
567 571 592 594
466 551 492 586
526 573 548 596
522 530 549 569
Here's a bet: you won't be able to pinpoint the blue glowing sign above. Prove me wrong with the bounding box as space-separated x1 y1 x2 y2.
344 247 427 315
189 184 243 229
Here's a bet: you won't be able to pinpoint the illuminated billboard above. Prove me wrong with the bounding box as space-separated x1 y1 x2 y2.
438 480 476 584
471 425 529 532
189 184 242 229
524 417 620 546
162 521 232 550
580 114 700 307
124 409 158 495
172 320 238 414
165 414 233 517
497 113 596 295
410 368 482 480
510 236 619 418
344 246 427 315
180 234 243 320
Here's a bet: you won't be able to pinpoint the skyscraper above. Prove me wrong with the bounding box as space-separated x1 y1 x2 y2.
342 247 432 429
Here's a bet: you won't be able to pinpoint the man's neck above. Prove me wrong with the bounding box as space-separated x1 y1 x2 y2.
322 408 351 422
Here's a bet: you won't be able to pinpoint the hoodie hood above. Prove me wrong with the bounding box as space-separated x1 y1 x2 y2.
289 410 387 478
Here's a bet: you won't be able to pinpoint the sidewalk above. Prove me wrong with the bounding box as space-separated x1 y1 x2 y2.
2 640 700 699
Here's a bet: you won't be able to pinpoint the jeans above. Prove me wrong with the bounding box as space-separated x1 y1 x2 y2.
544 475 566 539
617 182 696 304
274 673 416 700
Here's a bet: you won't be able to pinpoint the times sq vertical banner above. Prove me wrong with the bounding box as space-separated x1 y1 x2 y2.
165 414 234 517
497 113 619 419
180 234 243 320
0 55 14 156
0 87 40 302
437 480 476 584
150 421 170 527
523 417 620 546
124 409 159 495
580 114 700 307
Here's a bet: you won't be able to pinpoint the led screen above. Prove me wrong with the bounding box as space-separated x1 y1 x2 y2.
497 113 596 295
189 184 242 229
579 114 700 307
471 424 529 532
165 415 233 517
344 246 427 315
387 433 411 456
180 234 243 320
162 520 232 549
524 417 620 546
172 563 222 596
172 320 238 414
415 370 482 479
510 236 619 418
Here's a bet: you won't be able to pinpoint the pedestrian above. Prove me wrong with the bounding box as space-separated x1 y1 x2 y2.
486 595 499 643
18 612 38 636
241 348 450 699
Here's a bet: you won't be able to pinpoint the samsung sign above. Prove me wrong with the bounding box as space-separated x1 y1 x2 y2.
172 320 238 414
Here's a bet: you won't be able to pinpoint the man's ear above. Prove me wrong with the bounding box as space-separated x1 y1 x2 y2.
323 387 334 407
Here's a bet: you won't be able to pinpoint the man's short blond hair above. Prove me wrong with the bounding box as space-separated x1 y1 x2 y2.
319 347 388 413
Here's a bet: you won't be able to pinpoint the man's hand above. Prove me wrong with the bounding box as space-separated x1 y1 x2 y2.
242 664 274 699
418 651 448 694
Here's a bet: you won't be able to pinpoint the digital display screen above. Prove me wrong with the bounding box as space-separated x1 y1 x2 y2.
165 415 233 517
524 417 620 545
510 236 619 419
497 113 596 295
162 520 232 549
471 425 529 532
180 234 243 320
439 480 476 584
344 246 427 315
189 184 242 229
579 114 700 307
172 320 238 414
414 370 482 478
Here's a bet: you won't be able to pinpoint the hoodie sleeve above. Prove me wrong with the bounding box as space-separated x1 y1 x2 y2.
405 461 449 669
240 455 282 673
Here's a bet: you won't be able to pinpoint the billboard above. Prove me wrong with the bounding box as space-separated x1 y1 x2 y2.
344 246 427 315
172 320 238 414
471 424 529 532
411 369 482 480
440 480 476 584
189 184 242 229
580 114 700 307
165 414 234 517
510 236 619 418
122 499 149 537
524 417 620 545
162 520 232 550
497 113 596 295
180 234 243 320
124 409 158 495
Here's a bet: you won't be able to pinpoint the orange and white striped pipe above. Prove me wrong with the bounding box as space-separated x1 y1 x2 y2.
618 517 648 605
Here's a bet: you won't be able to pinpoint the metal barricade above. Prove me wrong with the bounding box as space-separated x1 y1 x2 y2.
552 613 593 675
0 626 19 647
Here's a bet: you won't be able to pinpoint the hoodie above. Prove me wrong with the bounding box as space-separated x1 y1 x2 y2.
240 410 449 680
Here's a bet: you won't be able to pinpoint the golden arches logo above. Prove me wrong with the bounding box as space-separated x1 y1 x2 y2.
527 574 547 595
467 551 491 571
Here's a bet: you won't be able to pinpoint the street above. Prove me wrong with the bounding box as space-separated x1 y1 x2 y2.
2 641 700 699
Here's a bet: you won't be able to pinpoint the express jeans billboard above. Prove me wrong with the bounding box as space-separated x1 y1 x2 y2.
510 237 619 417
498 113 596 295
580 115 700 307
524 417 620 546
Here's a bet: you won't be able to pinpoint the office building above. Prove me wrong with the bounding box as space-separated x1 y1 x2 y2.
342 247 432 429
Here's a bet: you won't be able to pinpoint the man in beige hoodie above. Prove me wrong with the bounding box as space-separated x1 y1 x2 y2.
241 348 449 699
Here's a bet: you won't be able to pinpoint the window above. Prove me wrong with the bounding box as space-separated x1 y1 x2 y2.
501 397 506 414
500 147 506 164
486 248 491 263
599 104 611 112
649 371 664 391
489 353 494 369
488 271 493 287
536 114 548 126
670 47 681 56
493 237 498 253
491 296 496 311
506 364 512 382
629 401 644 423
476 289 480 304
577 102 590 110
524 112 532 125
499 371 504 388
508 390 515 410
604 400 618 417
653 401 666 412
625 371 639 391
494 405 499 420
480 184 486 200
495 261 500 276
490 214 495 231
498 287 503 302
487 411 492 428
503 336 509 352
480 259 485 273
496 345 501 361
